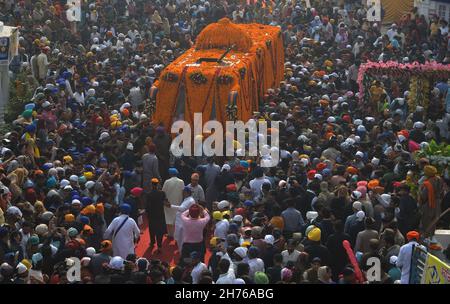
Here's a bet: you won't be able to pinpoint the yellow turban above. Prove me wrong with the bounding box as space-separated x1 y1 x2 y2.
424 165 437 177
222 210 231 218
81 205 96 215
308 227 321 242
110 120 122 129
64 214 75 222
21 259 32 270
63 155 73 163
241 241 251 248
209 237 219 247
84 171 94 180
213 211 223 221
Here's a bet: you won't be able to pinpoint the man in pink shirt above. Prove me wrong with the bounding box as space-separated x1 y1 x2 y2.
180 204 210 264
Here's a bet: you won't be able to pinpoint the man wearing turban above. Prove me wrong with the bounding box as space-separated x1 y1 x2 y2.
419 165 444 237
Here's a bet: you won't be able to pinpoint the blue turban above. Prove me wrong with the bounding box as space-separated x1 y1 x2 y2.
168 168 179 176
72 195 81 201
62 71 72 79
322 168 331 176
229 223 239 234
78 176 87 184
183 186 192 193
46 177 57 188
120 203 131 215
79 215 90 225
42 163 53 171
71 190 79 197
25 103 36 111
25 124 36 133
81 197 93 207
244 200 254 207
84 165 95 172
240 160 249 168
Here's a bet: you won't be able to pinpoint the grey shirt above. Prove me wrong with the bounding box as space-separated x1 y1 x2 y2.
281 207 304 232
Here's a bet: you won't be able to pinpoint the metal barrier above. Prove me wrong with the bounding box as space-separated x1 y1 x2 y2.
409 246 428 284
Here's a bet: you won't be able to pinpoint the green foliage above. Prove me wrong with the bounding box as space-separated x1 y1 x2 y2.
4 71 34 124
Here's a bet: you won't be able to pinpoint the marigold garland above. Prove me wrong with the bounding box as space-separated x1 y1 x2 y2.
153 20 284 129
195 18 253 52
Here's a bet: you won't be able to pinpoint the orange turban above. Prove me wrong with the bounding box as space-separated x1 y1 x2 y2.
319 99 329 107
95 203 104 214
316 163 327 171
346 166 358 175
406 231 420 242
368 179 380 189
81 205 96 215
270 216 284 230
64 214 75 222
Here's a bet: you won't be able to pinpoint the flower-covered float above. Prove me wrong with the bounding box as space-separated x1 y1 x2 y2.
149 18 284 128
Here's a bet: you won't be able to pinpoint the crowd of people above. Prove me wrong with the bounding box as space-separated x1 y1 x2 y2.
0 0 449 284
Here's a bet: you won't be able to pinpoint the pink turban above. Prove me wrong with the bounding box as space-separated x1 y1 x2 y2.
356 186 367 198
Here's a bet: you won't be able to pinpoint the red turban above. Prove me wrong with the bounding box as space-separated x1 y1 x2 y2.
406 231 420 242
189 204 201 219
131 187 144 197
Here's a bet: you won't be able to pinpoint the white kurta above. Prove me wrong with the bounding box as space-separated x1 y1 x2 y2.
396 241 426 284
162 177 185 225
104 214 140 259
172 196 195 249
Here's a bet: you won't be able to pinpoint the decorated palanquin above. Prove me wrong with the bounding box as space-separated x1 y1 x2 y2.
149 18 284 128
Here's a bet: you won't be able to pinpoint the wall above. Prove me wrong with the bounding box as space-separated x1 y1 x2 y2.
415 0 450 20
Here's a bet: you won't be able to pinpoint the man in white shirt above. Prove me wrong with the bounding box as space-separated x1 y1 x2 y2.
396 231 426 284
386 24 398 41
190 251 208 284
162 168 185 238
249 167 270 201
103 204 140 259
128 82 144 108
213 211 229 240
216 258 236 284
247 246 265 279
281 239 301 266
19 222 33 258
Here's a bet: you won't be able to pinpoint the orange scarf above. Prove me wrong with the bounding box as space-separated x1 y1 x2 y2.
423 178 436 209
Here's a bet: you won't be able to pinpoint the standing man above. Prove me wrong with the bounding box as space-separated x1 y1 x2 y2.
142 144 161 192
103 204 140 259
166 186 196 252
36 47 50 82
189 173 205 205
396 231 426 284
419 165 444 237
144 178 167 254
204 157 221 210
153 126 171 182
180 204 210 262
162 168 185 239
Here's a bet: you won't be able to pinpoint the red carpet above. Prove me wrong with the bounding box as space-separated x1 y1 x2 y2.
136 217 212 266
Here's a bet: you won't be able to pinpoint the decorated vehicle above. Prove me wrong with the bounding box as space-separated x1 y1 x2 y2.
149 18 284 128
